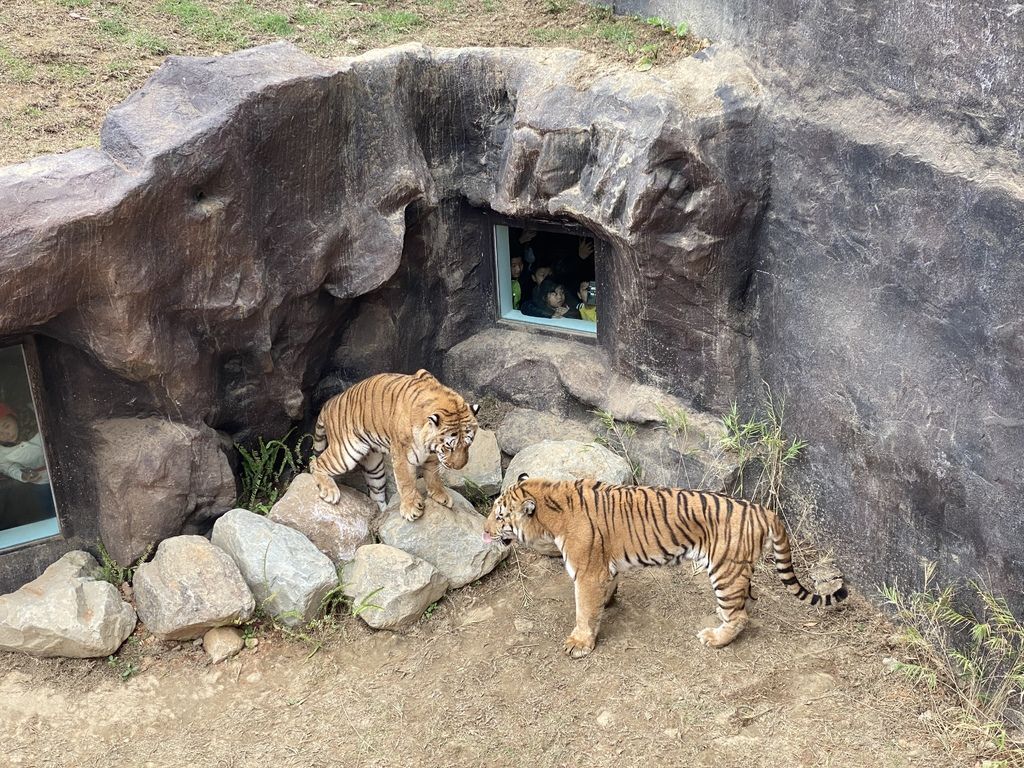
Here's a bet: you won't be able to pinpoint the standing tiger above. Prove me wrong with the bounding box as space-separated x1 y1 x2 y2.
484 476 848 658
309 370 479 522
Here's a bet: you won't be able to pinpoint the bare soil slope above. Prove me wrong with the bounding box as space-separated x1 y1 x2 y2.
1 552 959 768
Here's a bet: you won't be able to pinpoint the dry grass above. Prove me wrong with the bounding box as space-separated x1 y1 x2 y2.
0 0 705 166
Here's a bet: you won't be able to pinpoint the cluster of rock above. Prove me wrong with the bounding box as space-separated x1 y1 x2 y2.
0 407 731 662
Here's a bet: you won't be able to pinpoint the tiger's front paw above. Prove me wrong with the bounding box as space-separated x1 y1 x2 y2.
697 626 729 649
315 478 342 505
427 487 453 508
400 497 426 522
563 634 595 659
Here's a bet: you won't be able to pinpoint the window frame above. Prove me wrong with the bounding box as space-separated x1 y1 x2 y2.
490 218 599 338
0 337 63 554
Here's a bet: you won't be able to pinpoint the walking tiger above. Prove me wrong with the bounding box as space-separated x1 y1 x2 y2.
484 475 848 658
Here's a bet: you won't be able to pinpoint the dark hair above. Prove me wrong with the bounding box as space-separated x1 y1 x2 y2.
537 278 565 303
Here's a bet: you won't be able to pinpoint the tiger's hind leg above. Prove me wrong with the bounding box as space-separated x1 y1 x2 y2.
309 437 364 505
423 454 453 509
697 564 753 649
359 451 388 512
604 574 620 607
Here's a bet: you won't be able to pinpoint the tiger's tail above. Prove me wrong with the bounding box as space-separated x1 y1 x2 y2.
768 514 848 607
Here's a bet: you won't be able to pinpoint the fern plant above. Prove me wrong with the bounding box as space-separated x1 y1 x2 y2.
236 429 313 515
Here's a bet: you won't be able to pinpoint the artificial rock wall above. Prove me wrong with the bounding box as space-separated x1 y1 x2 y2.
0 43 765 589
614 0 1024 610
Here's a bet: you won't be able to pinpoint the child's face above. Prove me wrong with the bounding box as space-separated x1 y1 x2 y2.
510 257 523 279
533 267 552 285
0 416 18 443
578 281 590 303
545 286 566 308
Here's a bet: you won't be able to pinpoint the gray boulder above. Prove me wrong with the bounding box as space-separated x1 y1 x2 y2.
0 551 137 658
377 488 508 589
441 428 502 495
133 536 255 641
93 417 237 566
502 440 633 490
343 544 449 631
269 473 376 564
211 508 339 627
496 408 598 457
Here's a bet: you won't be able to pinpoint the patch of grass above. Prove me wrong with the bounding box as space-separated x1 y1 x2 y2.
47 62 91 84
368 10 424 34
719 384 807 511
881 564 1024 763
158 0 250 45
230 2 294 36
57 0 92 7
236 429 313 515
645 15 688 37
0 47 37 84
593 409 643 483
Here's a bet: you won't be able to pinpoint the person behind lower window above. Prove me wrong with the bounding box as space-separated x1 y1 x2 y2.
510 255 525 310
0 404 49 485
576 280 597 322
521 278 581 320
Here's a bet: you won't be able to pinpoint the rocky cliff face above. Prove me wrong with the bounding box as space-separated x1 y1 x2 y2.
614 0 1024 610
0 43 766 586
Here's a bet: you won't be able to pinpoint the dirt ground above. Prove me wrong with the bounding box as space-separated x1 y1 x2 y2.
0 550 970 768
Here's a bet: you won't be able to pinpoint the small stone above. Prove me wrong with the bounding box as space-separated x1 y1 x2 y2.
203 626 244 663
596 711 615 727
244 637 259 649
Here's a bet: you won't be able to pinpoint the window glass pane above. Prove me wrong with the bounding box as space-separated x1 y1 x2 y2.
495 224 597 334
0 344 60 552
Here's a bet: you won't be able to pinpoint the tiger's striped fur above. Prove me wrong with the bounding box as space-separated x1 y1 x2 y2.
485 476 848 658
308 370 479 522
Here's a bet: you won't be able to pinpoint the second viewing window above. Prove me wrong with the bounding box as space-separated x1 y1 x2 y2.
494 223 597 334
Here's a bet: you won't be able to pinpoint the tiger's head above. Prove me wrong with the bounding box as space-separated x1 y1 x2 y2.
425 402 479 471
484 474 542 546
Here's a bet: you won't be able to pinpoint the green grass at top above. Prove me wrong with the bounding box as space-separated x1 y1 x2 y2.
369 10 425 34
156 0 251 45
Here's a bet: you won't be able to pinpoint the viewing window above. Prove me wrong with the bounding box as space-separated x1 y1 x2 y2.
0 344 60 552
493 223 597 335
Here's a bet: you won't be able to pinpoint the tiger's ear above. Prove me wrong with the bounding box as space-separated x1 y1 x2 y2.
522 498 536 516
470 403 480 416
414 369 434 381
517 472 529 484
428 413 440 427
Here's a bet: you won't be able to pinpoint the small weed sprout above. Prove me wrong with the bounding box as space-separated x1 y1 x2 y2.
236 429 313 514
880 564 1024 762
593 409 643 483
106 654 137 681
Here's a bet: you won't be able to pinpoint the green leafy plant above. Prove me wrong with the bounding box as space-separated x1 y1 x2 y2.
350 587 384 619
96 542 153 587
880 564 1024 762
593 409 643 483
236 429 313 515
107 654 138 681
719 384 806 510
